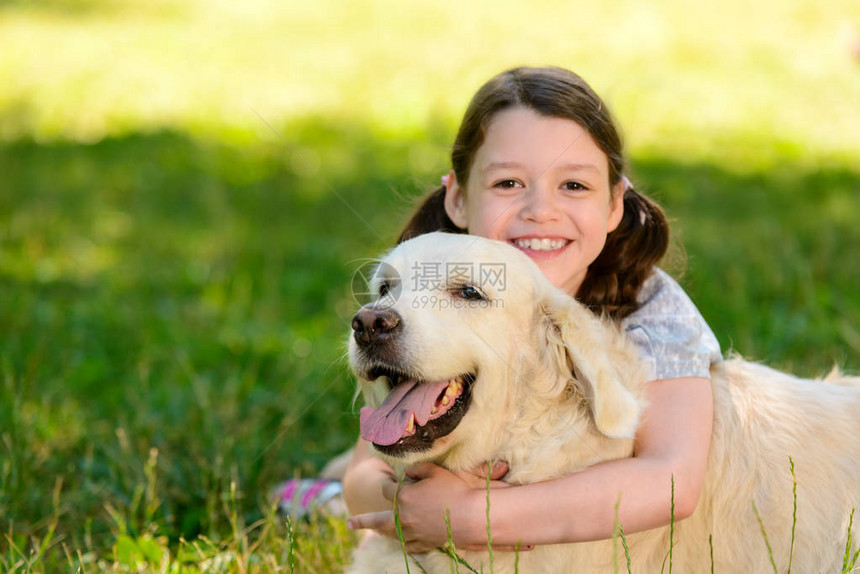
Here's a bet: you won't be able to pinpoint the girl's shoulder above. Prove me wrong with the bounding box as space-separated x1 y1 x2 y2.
629 268 700 319
621 268 722 381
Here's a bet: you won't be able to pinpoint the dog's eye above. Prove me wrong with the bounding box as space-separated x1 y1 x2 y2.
455 285 485 301
379 282 390 297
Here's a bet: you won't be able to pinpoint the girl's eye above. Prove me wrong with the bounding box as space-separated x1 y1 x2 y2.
562 181 587 192
455 285 485 301
494 179 523 190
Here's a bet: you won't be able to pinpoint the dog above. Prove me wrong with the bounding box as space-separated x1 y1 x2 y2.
347 232 860 573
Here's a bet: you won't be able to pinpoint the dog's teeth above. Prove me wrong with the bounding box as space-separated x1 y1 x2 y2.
405 413 415 433
445 378 462 397
431 406 438 415
441 396 451 406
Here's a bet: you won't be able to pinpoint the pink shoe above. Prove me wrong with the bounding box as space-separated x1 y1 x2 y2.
272 478 346 518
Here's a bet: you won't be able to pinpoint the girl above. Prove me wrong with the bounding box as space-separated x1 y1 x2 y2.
342 66 722 552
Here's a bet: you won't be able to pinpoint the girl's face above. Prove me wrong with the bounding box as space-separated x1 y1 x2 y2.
444 106 625 296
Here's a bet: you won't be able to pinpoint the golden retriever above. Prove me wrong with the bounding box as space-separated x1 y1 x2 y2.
347 232 860 573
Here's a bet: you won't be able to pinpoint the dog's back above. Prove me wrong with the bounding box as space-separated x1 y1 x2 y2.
688 358 860 572
351 357 860 574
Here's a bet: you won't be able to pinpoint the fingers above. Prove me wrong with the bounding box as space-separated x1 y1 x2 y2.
381 479 398 502
466 460 510 481
405 461 443 481
486 460 510 481
347 510 395 534
348 511 440 553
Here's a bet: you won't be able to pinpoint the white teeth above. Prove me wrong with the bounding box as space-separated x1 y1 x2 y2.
514 238 567 251
405 413 415 433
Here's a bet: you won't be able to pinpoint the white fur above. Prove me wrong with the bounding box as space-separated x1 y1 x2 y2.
348 232 860 573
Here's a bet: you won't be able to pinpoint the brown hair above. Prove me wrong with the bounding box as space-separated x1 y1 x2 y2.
397 66 669 321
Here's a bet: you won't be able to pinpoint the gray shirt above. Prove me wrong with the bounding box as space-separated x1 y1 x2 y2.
622 268 722 381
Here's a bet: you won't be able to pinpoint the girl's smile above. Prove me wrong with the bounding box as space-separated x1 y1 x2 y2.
444 106 625 295
511 237 570 253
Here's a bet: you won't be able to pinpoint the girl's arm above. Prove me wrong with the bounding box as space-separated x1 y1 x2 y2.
342 437 397 515
347 376 713 552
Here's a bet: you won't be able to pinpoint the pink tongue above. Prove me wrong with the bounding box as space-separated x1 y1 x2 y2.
360 378 452 446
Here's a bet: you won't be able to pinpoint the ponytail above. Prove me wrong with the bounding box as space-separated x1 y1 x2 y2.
577 186 670 321
397 185 467 243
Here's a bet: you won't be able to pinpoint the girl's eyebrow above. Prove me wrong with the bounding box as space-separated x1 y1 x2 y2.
552 161 601 174
481 160 524 173
482 160 601 174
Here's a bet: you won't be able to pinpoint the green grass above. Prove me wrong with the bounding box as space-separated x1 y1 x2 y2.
1 0 859 571
843 509 860 572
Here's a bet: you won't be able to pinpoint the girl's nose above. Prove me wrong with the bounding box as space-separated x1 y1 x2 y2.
521 183 559 223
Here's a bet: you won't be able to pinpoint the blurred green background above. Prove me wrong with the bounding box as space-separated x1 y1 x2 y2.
1 0 859 570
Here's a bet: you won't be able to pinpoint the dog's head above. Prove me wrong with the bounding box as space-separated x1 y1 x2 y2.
348 232 644 469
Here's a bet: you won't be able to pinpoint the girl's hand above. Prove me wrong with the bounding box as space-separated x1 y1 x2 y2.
347 461 526 553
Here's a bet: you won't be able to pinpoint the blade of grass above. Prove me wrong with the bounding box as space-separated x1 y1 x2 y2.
788 457 796 574
612 494 626 574
612 496 620 574
709 533 714 574
670 475 674 574
76 547 89 574
617 524 632 574
2 531 28 569
443 509 461 574
392 471 412 574
842 508 860 573
752 501 778 574
389 474 430 574
849 547 860 572
661 475 676 574
143 447 160 528
285 515 295 574
440 508 481 574
447 553 479 574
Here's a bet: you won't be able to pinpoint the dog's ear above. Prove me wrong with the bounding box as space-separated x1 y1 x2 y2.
540 289 641 439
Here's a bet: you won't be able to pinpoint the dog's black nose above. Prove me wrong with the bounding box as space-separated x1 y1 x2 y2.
352 307 401 345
